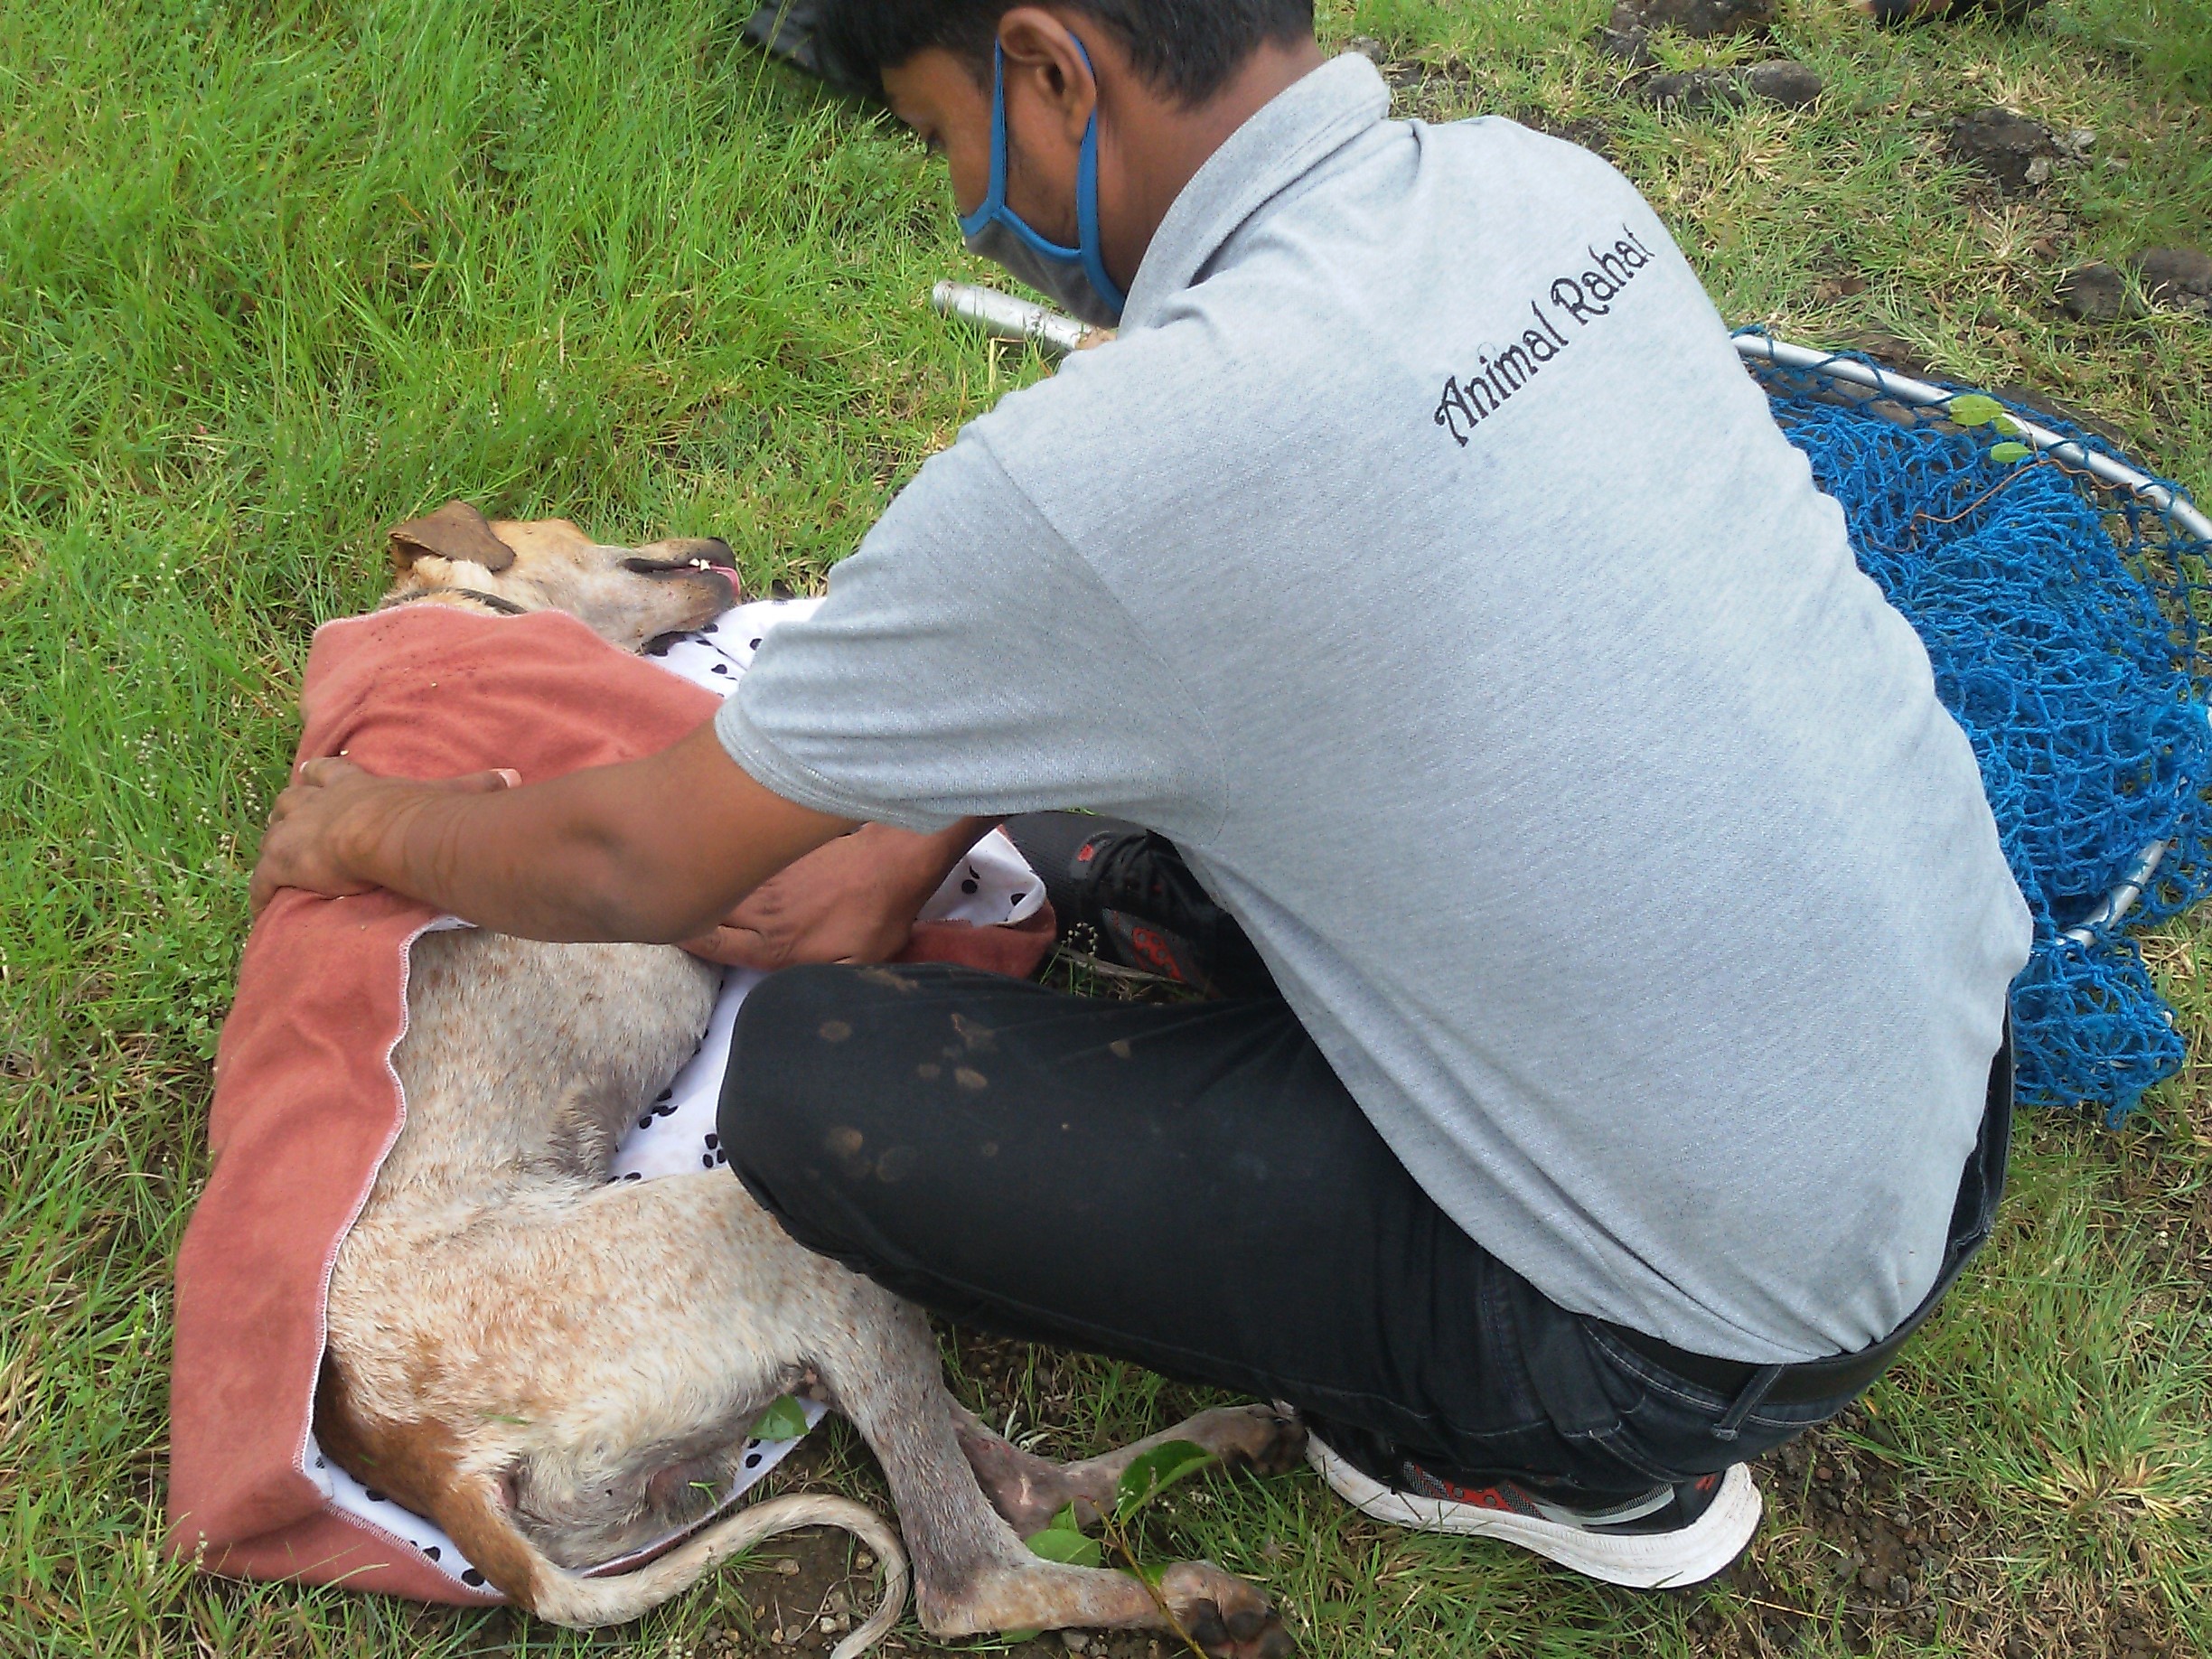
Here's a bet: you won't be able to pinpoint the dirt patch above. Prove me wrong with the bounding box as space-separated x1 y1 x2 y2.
1947 107 2064 192
2134 247 2212 312
1608 0 1777 33
699 1517 1168 1658
1636 60 1824 112
1600 0 1776 62
2060 262 2132 322
1667 1402 2189 1659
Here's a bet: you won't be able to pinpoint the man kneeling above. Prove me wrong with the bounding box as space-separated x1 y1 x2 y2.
254 0 2027 1589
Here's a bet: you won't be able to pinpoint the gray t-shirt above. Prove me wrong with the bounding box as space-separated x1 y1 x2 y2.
718 53 2031 1364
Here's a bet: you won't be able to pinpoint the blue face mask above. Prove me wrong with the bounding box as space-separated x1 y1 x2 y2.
957 40 1127 329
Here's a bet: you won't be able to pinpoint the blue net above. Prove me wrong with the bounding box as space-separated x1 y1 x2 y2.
1745 336 2212 1123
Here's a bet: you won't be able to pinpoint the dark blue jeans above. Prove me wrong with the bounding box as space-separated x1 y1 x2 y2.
721 963 2009 1500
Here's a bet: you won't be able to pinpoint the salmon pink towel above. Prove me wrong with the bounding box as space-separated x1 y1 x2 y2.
169 605 1052 1601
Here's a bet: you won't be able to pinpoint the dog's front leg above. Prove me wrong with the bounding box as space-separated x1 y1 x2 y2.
806 1284 1297 1657
951 1401 1306 1535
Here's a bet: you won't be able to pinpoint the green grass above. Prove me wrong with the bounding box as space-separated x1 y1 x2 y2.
3 0 2209 1654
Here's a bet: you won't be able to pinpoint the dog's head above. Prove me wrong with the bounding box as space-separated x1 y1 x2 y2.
382 501 740 651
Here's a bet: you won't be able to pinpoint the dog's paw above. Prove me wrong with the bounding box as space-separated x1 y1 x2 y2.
1159 1563 1299 1659
1184 1402 1307 1478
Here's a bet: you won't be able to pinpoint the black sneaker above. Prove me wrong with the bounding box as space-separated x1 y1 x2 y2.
1002 813 1277 998
1307 1431 1760 1589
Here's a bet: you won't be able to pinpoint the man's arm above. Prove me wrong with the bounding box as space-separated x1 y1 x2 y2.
249 718 854 943
683 816 1002 969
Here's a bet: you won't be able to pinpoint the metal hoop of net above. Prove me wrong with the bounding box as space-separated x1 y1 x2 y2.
1739 331 2212 1123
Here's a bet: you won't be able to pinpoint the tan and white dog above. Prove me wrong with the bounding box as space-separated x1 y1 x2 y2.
315 504 1303 1657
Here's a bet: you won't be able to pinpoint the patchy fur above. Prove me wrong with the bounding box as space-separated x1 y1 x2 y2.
320 505 1305 1655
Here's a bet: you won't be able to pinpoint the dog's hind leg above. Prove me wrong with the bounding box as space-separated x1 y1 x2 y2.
807 1288 1297 1657
951 1402 1306 1536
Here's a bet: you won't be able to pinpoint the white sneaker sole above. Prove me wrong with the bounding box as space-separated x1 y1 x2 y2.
1307 1437 1761 1589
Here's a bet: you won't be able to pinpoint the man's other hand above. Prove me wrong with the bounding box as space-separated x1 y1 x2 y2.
682 819 996 970
248 757 519 916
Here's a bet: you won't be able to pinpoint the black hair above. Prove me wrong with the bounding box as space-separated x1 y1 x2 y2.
815 0 1316 105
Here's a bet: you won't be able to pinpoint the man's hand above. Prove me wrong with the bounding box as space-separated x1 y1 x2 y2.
242 721 853 944
248 757 520 916
682 819 998 970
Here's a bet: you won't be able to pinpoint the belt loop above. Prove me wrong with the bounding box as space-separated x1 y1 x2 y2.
1710 1364 1786 1442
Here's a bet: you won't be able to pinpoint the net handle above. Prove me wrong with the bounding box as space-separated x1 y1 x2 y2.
1731 333 2212 545
932 281 1101 355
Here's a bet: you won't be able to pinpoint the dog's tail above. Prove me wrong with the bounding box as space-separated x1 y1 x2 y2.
437 1478 909 1655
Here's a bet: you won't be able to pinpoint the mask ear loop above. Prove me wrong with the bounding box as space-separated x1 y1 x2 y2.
1073 76 1127 316
956 37 1129 319
957 42 1015 237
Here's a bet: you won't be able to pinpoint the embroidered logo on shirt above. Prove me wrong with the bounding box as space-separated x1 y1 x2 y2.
1431 224 1658 447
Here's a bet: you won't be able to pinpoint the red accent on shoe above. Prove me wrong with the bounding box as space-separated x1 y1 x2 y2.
1121 923 1191 981
1439 1482 1516 1512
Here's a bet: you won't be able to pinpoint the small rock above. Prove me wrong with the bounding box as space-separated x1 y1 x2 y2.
775 1557 801 1575
1640 68 1744 110
1345 36 1387 63
855 1551 874 1570
1887 1572 1913 1602
1062 1633 1091 1653
2133 246 2212 309
1743 60 1823 106
1859 1565 1887 1592
1610 0 1776 36
2057 263 2128 322
1947 106 2061 192
1597 26 1657 65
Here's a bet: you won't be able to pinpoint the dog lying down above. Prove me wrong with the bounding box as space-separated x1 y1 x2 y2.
315 504 1304 1658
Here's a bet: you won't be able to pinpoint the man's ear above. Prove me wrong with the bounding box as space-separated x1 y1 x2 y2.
996 6 1099 145
389 501 517 573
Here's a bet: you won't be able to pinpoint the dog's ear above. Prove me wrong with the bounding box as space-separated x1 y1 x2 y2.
389 502 516 574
